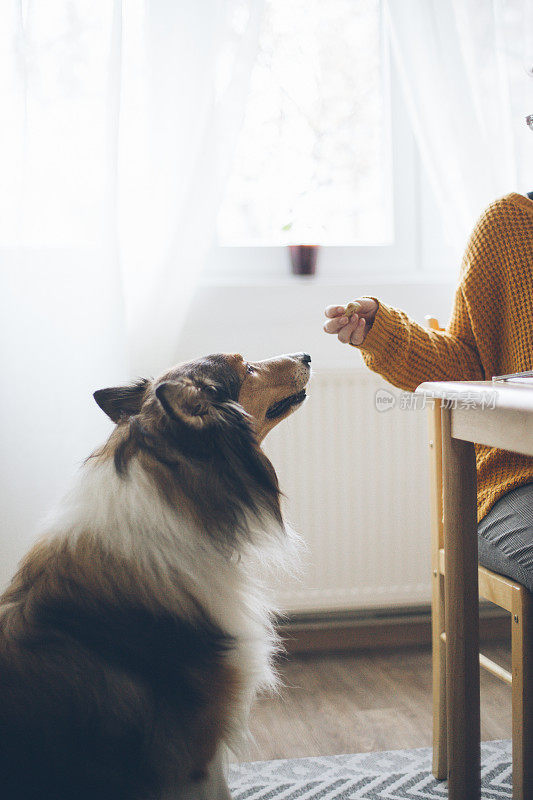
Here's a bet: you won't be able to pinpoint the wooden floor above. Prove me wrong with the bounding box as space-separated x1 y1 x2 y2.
243 642 512 762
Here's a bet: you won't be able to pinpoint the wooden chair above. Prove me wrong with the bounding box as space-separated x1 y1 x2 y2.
425 315 533 799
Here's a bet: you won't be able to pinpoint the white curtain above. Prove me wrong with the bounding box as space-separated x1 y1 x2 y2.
386 0 533 257
0 0 262 588
119 0 264 375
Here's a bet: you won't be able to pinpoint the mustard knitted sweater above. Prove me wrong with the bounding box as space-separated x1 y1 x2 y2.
359 192 533 522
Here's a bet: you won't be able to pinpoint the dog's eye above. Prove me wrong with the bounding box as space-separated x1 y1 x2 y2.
202 383 219 398
246 364 255 375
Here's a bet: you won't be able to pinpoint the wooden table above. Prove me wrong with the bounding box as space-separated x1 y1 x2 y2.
415 380 533 800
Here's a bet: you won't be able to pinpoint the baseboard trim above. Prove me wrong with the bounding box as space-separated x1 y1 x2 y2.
277 605 510 655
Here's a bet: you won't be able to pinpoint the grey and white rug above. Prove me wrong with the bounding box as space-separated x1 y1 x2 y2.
229 739 512 799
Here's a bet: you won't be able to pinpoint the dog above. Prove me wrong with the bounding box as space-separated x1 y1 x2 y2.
0 351 310 800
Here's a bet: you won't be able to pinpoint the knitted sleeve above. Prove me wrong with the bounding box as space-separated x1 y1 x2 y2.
357 291 484 393
353 196 530 392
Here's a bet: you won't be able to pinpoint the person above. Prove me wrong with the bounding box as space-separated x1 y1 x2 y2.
323 189 533 591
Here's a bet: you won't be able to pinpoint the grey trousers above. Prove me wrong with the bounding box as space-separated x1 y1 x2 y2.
478 483 533 592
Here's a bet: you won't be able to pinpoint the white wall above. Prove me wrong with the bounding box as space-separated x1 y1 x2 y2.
175 278 456 367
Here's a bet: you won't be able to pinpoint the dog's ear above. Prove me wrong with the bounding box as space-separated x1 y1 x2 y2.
156 379 220 429
93 379 150 423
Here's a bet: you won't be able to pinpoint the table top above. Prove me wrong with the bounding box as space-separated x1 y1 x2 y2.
416 379 533 413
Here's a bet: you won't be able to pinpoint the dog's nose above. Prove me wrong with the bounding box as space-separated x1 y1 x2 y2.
300 353 312 364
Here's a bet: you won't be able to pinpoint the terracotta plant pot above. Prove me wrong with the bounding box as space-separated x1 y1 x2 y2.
288 245 319 276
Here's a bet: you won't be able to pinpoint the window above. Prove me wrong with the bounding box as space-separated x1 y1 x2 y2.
207 0 433 281
219 0 391 246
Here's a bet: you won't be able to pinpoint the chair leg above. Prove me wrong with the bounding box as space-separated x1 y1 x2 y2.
511 587 533 800
432 569 447 780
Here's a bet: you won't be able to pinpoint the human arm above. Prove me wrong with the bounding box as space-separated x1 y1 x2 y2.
323 290 484 393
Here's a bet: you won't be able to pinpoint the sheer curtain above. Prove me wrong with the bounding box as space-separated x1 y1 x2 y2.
0 1 127 587
0 0 262 588
386 0 533 257
119 0 264 375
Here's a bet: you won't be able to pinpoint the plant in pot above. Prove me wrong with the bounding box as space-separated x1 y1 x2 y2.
281 213 324 276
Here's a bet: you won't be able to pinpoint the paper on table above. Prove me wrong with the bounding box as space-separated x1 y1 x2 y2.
492 370 533 384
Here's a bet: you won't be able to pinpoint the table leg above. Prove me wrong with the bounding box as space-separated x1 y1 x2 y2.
441 408 480 799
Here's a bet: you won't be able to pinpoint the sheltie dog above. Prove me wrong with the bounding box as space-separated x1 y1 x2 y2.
0 351 311 800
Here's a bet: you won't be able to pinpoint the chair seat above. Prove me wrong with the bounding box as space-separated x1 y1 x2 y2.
438 548 526 613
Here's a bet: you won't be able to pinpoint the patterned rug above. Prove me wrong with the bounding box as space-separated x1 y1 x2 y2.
229 739 512 799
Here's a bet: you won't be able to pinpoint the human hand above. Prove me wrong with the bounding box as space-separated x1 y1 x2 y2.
323 297 379 346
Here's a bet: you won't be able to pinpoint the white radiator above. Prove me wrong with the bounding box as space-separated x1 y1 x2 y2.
263 368 432 613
